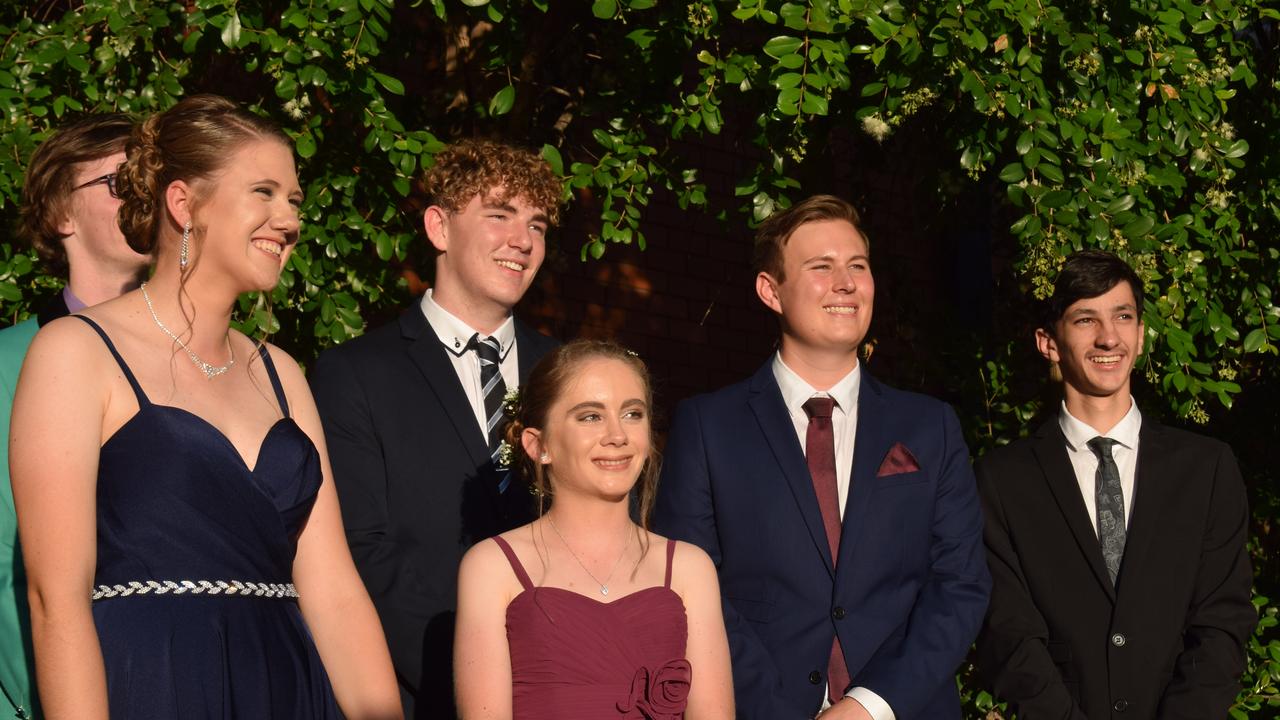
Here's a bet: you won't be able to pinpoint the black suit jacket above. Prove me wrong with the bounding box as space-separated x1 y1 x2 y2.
309 305 557 719
974 418 1254 720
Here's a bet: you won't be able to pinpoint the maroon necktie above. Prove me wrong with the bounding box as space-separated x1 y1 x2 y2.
802 396 851 703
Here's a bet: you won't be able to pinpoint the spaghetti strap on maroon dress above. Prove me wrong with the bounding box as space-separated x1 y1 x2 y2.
492 535 691 719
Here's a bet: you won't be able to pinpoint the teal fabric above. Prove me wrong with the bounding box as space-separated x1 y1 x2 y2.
0 318 39 719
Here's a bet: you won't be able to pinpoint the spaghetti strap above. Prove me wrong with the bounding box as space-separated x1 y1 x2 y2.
73 315 149 406
664 539 676 589
255 343 290 418
491 536 535 591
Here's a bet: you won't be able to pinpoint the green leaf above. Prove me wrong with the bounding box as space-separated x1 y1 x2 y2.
591 0 618 19
295 132 317 159
1244 328 1266 353
763 36 804 58
373 72 405 95
541 144 564 176
489 84 515 116
221 10 242 49
999 163 1025 183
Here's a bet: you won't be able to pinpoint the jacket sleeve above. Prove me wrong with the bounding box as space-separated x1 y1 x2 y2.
973 455 1089 720
309 348 390 579
654 399 797 719
851 404 993 719
1155 443 1254 720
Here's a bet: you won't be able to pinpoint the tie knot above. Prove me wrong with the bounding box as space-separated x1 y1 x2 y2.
803 396 836 420
1087 436 1118 460
471 334 502 363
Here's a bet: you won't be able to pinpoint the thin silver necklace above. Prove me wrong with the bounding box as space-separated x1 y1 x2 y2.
546 517 632 596
140 282 235 380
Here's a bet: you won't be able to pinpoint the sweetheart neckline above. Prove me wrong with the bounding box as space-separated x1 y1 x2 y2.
102 404 303 475
508 584 686 609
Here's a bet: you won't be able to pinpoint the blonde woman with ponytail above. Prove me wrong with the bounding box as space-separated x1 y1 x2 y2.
9 95 400 719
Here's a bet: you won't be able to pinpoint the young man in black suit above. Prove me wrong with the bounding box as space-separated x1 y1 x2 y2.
310 140 561 719
975 250 1255 719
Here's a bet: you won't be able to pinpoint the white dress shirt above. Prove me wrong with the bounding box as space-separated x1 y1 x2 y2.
1058 399 1142 530
420 289 520 437
771 355 895 720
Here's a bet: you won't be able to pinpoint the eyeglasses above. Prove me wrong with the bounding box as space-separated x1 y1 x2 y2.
73 172 119 199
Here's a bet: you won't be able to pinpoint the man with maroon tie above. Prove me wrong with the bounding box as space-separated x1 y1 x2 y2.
655 195 990 719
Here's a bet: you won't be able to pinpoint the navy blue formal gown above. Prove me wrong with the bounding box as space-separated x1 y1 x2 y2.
76 316 339 718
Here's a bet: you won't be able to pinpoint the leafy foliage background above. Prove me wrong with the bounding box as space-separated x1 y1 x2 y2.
1 1 1277 715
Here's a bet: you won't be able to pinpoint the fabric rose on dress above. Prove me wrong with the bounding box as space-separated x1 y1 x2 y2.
617 658 692 719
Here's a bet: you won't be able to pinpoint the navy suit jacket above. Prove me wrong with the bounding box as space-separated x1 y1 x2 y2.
655 361 990 719
310 305 557 719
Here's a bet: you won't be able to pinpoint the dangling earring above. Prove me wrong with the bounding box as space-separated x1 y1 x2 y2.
180 221 191 269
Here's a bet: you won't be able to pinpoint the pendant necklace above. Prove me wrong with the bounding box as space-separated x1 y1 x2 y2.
141 282 235 380
546 517 632 596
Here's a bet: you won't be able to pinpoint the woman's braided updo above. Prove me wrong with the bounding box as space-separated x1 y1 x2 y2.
115 94 290 255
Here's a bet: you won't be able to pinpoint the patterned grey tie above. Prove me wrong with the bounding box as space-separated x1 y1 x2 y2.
472 334 511 493
1087 437 1126 585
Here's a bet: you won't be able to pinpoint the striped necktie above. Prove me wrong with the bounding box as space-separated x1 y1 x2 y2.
472 334 511 493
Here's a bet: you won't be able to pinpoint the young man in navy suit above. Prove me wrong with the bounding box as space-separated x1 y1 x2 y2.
310 140 561 719
655 195 990 719
975 251 1254 719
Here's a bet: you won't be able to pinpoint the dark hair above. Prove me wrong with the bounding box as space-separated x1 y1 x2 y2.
502 340 660 529
1042 250 1146 335
424 139 563 226
115 94 290 257
752 194 866 282
18 114 134 275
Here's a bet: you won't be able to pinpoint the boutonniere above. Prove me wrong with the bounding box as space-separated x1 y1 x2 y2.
496 387 522 469
877 442 920 477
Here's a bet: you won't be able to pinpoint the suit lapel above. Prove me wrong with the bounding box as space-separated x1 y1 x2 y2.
747 363 836 575
400 308 490 468
1118 421 1171 590
1031 422 1115 600
839 371 885 568
514 319 547 383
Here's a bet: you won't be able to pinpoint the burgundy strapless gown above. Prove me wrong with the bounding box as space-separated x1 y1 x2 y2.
492 536 691 719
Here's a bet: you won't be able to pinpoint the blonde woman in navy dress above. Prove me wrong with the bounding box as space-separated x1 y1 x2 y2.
455 340 734 719
10 95 401 719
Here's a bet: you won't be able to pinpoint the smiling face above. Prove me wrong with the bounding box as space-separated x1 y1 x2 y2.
522 357 651 504
757 218 874 369
189 139 302 292
426 189 548 333
1037 280 1144 406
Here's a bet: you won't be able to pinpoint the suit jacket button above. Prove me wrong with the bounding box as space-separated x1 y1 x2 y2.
809 671 823 685
832 606 846 620
1111 632 1126 647
1113 699 1129 712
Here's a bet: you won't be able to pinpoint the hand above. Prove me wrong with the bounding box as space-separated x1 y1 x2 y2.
815 696 873 720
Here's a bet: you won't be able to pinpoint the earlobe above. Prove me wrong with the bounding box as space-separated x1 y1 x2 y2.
755 272 783 314
424 206 449 253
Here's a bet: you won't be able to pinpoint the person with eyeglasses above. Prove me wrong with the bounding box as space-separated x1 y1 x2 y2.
0 114 150 718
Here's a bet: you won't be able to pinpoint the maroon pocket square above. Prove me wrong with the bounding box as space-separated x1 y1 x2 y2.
877 442 920 477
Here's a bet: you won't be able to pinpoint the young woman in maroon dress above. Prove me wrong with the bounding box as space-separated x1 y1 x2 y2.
454 340 733 719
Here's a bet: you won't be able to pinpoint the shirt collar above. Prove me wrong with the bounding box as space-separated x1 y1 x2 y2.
419 289 516 359
62 286 87 314
1058 398 1143 451
771 353 861 418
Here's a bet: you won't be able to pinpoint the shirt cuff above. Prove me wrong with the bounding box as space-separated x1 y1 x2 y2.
846 687 895 720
